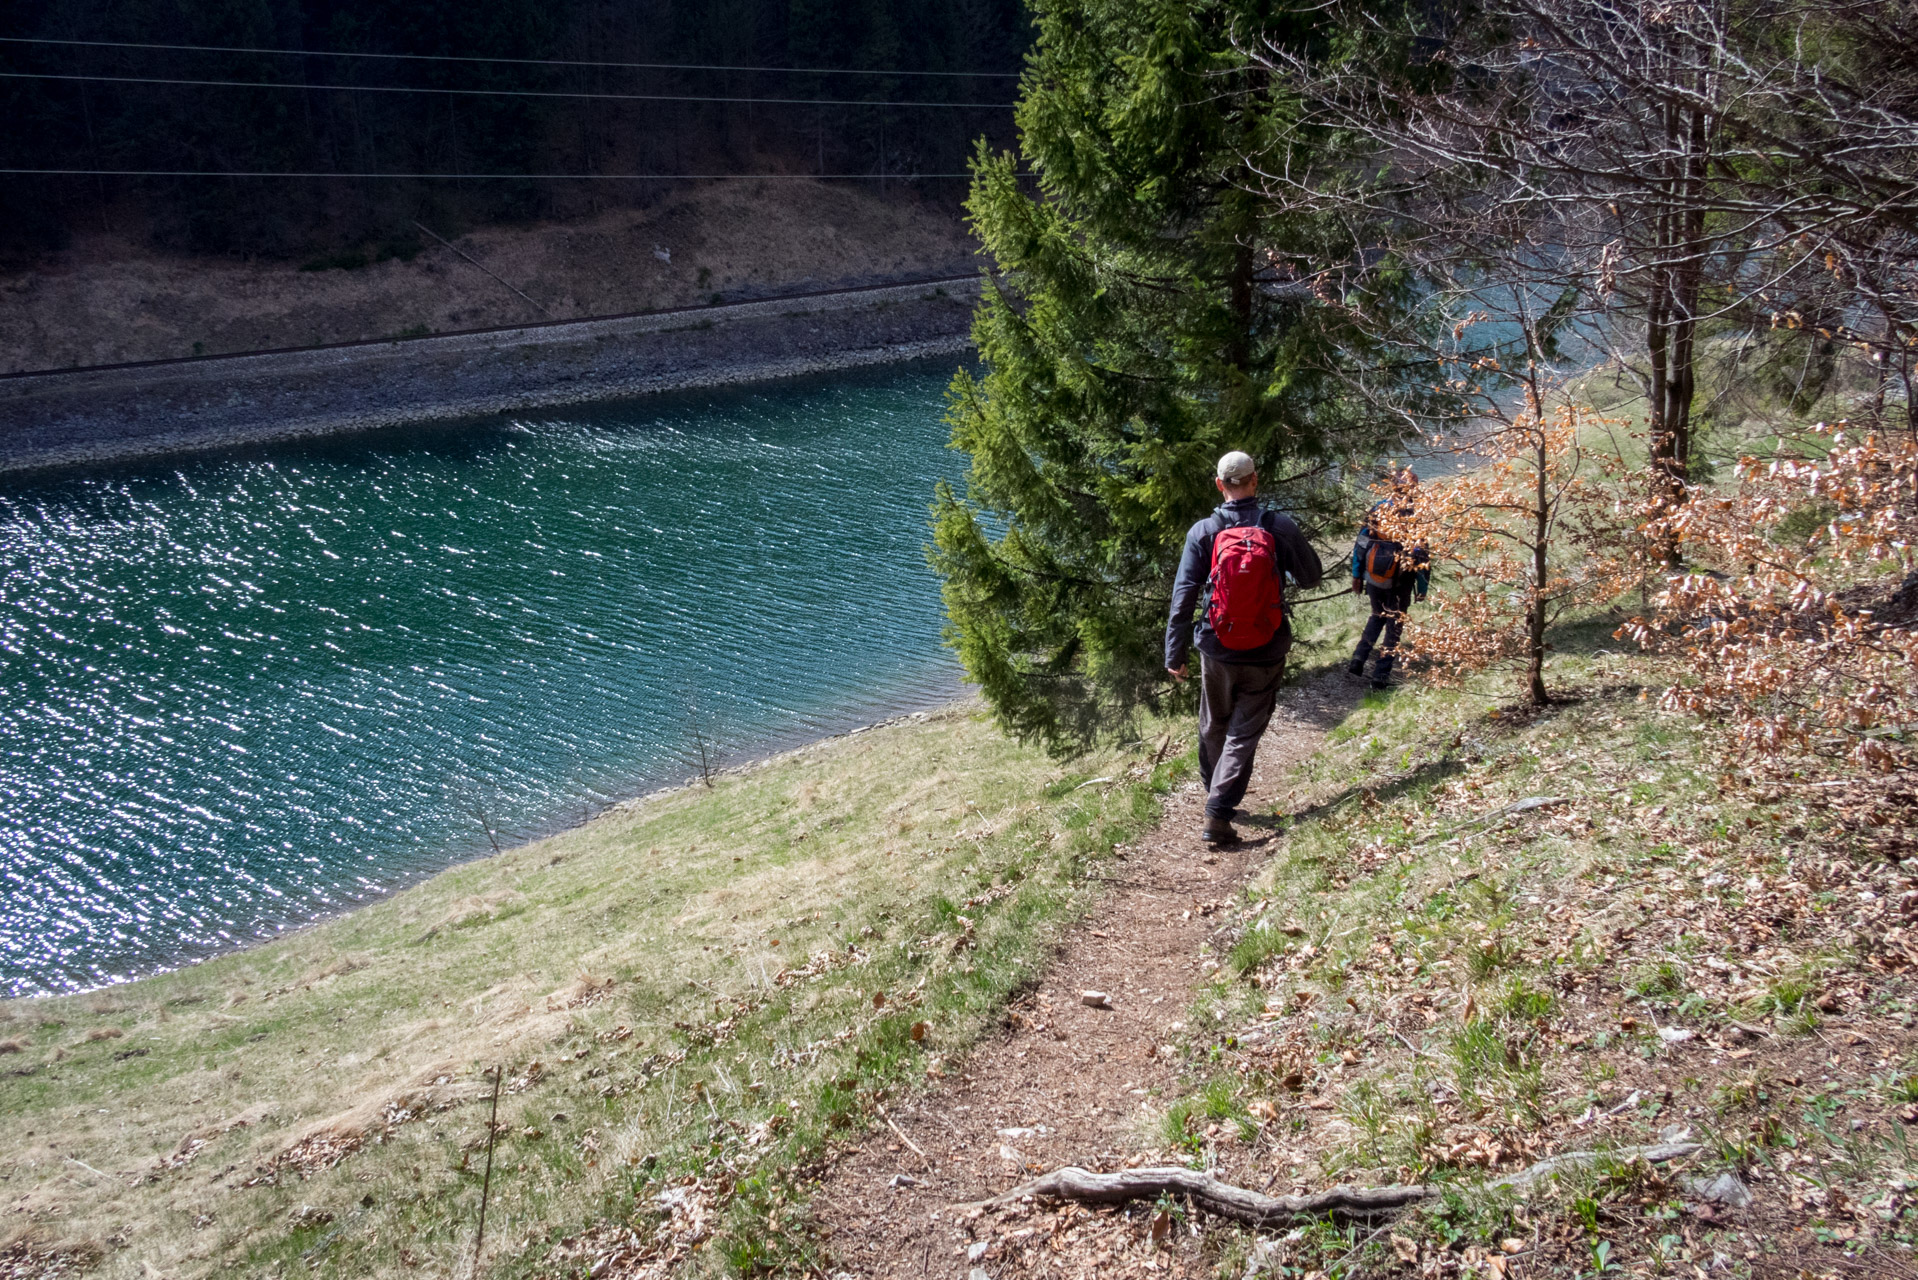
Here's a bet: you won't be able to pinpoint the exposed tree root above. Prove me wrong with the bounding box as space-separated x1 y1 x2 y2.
966 1166 1429 1225
963 1143 1703 1226
1491 1141 1701 1190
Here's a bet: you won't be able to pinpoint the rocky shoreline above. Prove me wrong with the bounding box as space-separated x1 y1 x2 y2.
0 275 979 474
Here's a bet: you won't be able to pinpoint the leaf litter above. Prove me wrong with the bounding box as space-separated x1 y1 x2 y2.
803 664 1918 1279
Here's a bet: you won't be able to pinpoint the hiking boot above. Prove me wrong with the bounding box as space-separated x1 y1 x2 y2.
1345 660 1366 680
1370 677 1400 692
1201 814 1239 845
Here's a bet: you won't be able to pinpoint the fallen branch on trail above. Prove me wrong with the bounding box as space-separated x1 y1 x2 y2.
961 1143 1703 1225
876 1103 930 1169
966 1166 1428 1224
1492 1141 1701 1190
1415 794 1568 848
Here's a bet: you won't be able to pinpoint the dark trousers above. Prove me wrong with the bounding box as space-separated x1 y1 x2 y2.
1197 648 1288 820
1352 582 1414 681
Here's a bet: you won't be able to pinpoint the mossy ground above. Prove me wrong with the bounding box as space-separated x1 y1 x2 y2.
0 704 1183 1280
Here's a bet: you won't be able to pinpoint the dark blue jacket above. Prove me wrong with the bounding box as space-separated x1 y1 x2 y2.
1165 498 1324 668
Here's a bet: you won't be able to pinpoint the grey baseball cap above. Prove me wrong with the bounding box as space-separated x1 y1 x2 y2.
1216 450 1257 483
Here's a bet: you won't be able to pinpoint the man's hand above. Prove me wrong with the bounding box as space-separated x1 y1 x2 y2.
1352 577 1364 595
1166 664 1188 683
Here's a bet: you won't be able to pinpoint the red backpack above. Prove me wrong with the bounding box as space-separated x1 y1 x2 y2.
1206 524 1284 650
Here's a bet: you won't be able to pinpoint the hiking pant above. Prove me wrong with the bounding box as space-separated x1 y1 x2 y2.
1197 648 1288 820
1352 582 1414 682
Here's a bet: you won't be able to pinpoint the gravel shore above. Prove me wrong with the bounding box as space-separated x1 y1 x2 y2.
0 276 979 473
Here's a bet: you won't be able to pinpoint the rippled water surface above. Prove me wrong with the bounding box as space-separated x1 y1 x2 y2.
0 362 967 995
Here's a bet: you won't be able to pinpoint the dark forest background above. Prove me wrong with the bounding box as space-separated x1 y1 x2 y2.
0 0 1028 258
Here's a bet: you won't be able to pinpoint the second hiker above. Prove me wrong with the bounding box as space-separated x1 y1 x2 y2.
1165 451 1324 846
1348 471 1430 691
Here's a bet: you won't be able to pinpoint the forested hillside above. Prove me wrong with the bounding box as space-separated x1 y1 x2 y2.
0 0 1027 258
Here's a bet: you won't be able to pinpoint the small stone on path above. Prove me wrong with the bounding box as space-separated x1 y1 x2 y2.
1685 1171 1754 1209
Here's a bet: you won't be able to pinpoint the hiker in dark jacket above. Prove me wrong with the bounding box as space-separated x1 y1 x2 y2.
1166 451 1324 845
1348 472 1430 691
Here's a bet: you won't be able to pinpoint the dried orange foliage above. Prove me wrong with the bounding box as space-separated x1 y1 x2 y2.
1387 404 1636 705
1626 423 1918 772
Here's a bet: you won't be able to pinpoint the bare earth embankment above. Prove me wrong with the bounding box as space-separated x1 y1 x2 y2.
0 279 979 472
0 181 974 373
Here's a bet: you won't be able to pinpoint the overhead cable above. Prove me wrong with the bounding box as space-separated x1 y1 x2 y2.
0 34 1024 78
0 69 1013 107
0 169 989 179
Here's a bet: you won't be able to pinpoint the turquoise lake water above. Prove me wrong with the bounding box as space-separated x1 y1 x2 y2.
0 361 968 996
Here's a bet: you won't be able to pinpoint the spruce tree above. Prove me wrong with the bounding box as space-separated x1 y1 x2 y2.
932 0 1400 750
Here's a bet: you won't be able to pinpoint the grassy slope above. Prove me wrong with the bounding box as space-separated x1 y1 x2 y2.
14 493 1909 1280
0 704 1184 1280
1142 606 1918 1278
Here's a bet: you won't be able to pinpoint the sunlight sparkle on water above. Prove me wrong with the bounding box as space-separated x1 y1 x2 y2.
0 363 965 995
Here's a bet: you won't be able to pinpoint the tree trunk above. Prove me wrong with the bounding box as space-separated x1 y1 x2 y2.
1663 98 1711 489
1528 431 1551 707
1227 237 1255 374
1645 92 1711 566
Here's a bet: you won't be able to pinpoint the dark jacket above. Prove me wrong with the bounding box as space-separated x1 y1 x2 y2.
1351 500 1431 598
1166 498 1324 669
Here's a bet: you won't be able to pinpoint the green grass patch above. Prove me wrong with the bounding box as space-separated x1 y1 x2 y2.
0 704 1180 1280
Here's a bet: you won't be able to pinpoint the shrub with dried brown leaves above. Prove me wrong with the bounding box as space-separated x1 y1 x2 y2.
1389 403 1638 705
1626 422 1918 775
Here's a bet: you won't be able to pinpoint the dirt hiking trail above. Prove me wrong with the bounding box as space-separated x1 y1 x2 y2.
812 673 1362 1278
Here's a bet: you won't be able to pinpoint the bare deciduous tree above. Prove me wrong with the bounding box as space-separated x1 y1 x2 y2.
1236 0 1918 484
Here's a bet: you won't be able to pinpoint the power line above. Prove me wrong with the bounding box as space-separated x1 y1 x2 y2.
0 169 989 179
0 69 1014 108
0 35 1024 78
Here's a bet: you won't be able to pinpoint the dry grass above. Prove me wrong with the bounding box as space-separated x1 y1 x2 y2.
0 703 1180 1280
